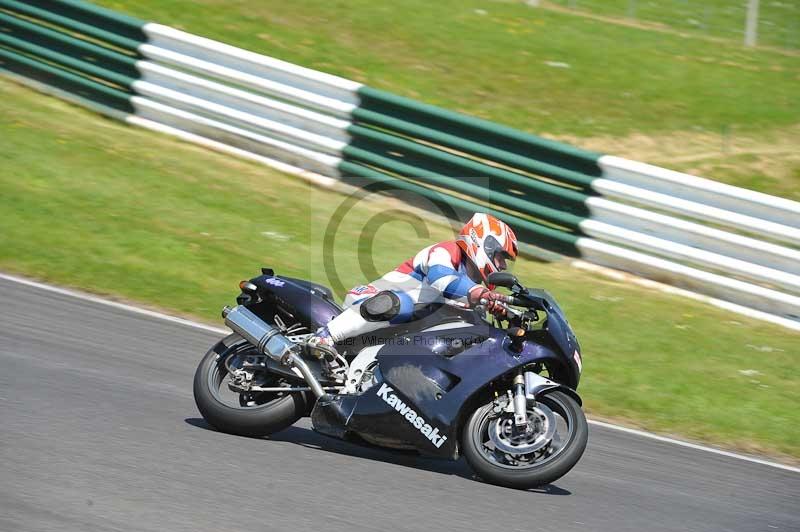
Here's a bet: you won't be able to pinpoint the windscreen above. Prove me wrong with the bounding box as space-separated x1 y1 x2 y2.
528 289 580 359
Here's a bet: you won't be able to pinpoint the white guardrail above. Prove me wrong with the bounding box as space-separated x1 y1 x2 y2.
583 157 800 327
26 21 797 328
125 23 359 178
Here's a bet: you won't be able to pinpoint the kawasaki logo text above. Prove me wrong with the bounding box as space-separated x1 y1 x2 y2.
376 383 448 448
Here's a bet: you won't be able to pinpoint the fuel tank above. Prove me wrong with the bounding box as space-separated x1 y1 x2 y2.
247 272 342 331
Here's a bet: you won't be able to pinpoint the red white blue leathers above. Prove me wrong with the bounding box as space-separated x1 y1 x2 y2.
325 240 484 342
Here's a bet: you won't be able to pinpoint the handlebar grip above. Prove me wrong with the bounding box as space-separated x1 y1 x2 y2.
509 296 530 307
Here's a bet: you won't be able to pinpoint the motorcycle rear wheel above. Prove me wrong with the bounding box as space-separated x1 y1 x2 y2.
193 335 309 437
461 390 587 489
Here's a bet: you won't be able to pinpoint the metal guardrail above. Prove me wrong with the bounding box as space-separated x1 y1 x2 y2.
1 0 799 325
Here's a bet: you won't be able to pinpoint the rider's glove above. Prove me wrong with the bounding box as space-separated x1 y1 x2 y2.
468 287 510 318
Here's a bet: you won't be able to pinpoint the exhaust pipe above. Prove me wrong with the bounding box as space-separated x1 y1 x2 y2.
222 305 328 399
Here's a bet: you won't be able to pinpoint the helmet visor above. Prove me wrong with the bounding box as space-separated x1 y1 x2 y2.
493 251 515 272
484 235 515 272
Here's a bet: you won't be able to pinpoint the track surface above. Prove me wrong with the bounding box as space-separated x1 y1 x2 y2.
1 277 798 532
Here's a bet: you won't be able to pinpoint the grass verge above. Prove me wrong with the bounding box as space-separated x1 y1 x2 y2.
543 0 800 51
1 78 798 460
95 0 800 194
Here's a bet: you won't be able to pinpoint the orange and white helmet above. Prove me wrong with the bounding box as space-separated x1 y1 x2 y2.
456 213 518 283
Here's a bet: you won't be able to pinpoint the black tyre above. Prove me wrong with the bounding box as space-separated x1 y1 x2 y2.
461 390 588 489
193 335 310 437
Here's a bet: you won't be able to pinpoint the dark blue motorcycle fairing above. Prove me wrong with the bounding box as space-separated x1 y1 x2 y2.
519 289 582 388
344 324 571 458
242 273 582 458
248 274 341 330
525 289 580 350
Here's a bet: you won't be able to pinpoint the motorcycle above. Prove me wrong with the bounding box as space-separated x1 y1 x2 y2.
193 268 588 489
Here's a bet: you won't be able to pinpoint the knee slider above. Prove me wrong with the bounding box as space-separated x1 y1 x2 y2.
360 291 401 322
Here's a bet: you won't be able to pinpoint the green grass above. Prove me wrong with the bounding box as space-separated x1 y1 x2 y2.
546 0 800 50
665 152 800 202
1 78 798 460
93 0 800 196
94 0 800 138
570 123 800 201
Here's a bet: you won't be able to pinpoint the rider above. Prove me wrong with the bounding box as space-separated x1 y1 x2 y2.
309 213 519 358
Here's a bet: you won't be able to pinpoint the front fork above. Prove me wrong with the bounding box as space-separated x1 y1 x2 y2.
512 371 529 428
512 369 564 429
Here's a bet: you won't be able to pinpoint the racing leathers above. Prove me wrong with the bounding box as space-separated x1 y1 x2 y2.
323 240 508 343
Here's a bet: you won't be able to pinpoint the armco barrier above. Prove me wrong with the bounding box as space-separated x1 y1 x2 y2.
355 87 602 178
1 0 799 328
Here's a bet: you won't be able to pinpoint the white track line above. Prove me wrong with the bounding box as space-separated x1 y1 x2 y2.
1 271 798 474
0 272 227 336
587 420 799 474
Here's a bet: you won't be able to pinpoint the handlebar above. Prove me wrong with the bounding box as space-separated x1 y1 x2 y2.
491 300 523 317
442 296 523 317
509 296 528 307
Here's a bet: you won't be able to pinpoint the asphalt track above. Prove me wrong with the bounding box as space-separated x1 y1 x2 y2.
1 276 798 532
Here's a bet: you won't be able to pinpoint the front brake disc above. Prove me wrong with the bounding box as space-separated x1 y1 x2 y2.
488 403 557 455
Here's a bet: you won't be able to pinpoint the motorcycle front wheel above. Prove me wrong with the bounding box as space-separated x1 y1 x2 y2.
193 335 310 437
461 390 588 489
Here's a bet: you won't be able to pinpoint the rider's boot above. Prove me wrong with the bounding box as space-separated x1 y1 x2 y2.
308 326 336 352
307 327 346 382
